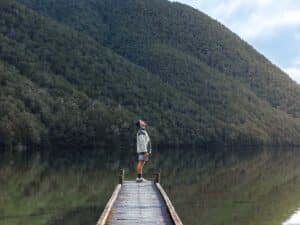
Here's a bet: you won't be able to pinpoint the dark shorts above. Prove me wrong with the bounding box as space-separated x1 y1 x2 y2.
137 152 149 161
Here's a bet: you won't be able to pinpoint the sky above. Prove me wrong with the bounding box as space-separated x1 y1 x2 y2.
169 0 300 84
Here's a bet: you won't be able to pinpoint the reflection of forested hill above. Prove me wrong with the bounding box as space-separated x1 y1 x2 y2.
1 148 300 225
159 149 300 225
1 1 300 151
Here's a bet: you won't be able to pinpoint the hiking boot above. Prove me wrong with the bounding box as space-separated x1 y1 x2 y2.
140 177 146 182
136 177 146 182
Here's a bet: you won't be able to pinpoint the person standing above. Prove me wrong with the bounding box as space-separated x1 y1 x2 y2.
136 120 152 182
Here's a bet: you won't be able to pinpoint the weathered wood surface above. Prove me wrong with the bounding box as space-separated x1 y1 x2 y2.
106 181 174 225
156 183 183 225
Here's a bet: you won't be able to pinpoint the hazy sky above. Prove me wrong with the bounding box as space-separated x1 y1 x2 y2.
169 0 300 84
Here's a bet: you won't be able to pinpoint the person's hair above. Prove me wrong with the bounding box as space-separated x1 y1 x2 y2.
135 120 140 128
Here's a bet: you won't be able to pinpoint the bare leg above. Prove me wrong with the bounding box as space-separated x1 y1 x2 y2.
136 160 145 176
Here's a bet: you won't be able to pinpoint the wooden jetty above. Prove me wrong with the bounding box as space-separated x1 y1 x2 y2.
96 169 183 225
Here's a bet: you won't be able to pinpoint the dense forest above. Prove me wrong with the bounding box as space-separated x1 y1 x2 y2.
1 0 300 152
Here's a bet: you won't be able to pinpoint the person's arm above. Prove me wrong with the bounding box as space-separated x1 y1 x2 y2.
147 137 152 154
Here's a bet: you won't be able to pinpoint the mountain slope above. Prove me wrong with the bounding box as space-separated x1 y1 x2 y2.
0 2 211 149
18 0 300 118
0 1 300 151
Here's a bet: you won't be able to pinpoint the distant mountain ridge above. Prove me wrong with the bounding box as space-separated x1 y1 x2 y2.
0 0 300 151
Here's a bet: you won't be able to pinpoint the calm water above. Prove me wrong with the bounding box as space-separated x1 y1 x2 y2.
0 147 300 225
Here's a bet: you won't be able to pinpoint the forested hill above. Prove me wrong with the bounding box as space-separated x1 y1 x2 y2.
17 0 300 117
0 1 300 152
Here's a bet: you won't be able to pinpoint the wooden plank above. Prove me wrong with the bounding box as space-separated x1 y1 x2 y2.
107 181 174 225
156 183 184 225
96 184 122 225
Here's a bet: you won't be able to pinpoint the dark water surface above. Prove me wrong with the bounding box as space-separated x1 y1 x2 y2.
0 147 300 225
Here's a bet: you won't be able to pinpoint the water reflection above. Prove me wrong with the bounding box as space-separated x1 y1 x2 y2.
151 148 300 225
0 147 300 225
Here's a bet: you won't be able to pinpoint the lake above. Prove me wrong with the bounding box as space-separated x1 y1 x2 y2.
0 147 299 225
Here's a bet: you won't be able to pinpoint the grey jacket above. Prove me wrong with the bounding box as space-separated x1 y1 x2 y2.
136 128 152 154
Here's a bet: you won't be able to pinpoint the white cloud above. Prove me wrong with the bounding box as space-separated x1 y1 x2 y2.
211 0 243 19
235 8 300 40
284 67 300 83
170 0 300 83
170 0 300 41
